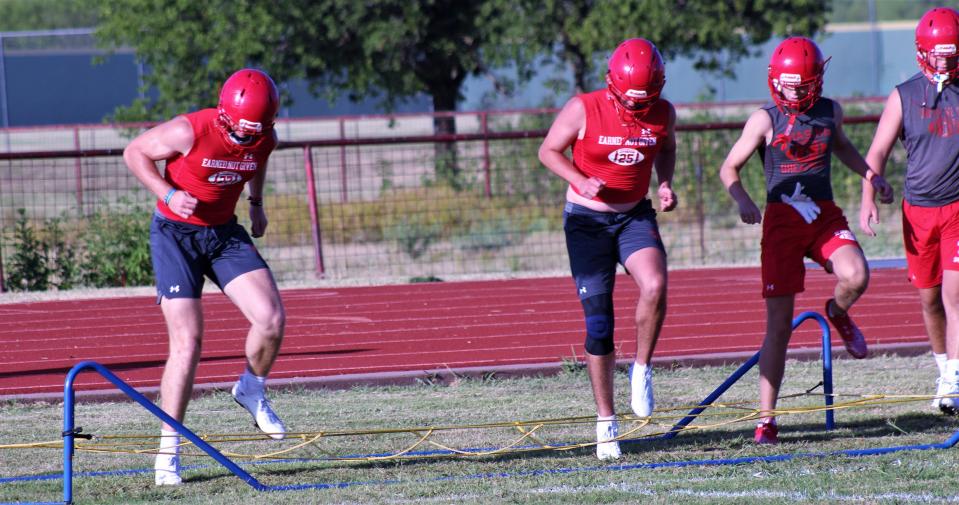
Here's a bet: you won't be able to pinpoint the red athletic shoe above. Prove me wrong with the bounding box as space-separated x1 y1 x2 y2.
754 421 778 445
826 299 868 359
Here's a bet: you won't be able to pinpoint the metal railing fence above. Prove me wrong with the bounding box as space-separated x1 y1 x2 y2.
0 110 906 292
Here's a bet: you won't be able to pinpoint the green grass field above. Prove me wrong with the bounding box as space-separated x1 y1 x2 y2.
2 353 958 504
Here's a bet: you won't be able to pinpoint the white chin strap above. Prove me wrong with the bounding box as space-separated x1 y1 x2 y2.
933 72 950 93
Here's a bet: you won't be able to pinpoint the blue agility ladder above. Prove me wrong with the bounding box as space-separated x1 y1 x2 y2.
17 310 955 504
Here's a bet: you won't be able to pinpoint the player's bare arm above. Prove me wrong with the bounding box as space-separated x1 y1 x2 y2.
123 116 199 219
719 109 770 225
860 89 904 236
538 97 606 199
655 103 678 212
247 130 275 238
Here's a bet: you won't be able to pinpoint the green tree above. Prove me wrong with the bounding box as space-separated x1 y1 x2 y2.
525 0 831 94
295 2 531 120
90 0 533 185
0 0 96 31
289 1 535 186
90 0 831 125
829 0 939 23
88 0 293 122
89 0 832 185
89 1 530 120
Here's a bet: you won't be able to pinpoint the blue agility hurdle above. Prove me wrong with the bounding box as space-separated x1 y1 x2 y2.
41 312 927 503
61 361 267 504
661 311 835 440
56 313 833 502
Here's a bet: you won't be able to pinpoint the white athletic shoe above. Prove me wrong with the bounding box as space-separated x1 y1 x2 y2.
232 382 287 439
630 364 655 418
595 417 622 461
154 453 182 486
935 373 959 415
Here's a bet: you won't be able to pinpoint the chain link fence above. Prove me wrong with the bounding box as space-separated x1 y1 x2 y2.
0 108 907 292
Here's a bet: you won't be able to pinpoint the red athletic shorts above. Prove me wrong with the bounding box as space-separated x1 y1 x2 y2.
760 201 860 298
902 199 959 289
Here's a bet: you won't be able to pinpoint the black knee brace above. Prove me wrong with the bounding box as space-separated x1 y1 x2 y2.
582 293 614 355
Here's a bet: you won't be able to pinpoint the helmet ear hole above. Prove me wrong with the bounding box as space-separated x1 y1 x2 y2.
217 69 279 138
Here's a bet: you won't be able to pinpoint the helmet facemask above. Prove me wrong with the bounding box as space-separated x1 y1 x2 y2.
216 69 279 145
217 110 270 145
917 44 959 92
768 60 828 115
605 73 660 122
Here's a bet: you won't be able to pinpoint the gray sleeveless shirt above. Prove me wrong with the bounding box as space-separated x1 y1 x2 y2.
760 98 836 203
897 72 959 206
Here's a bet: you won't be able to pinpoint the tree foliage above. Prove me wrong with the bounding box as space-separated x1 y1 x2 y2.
524 0 831 93
288 1 533 115
829 0 940 23
89 0 829 122
88 0 532 122
7 209 50 291
0 0 96 32
87 0 293 121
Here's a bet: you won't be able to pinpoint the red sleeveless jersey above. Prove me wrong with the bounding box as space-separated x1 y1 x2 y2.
571 89 671 203
156 108 277 226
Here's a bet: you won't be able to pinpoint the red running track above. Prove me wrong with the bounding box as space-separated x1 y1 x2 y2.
0 266 929 399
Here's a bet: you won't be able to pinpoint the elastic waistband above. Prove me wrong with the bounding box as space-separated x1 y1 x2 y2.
563 199 652 217
153 211 236 230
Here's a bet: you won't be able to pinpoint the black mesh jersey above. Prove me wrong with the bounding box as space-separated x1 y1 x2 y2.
759 98 836 203
897 72 959 206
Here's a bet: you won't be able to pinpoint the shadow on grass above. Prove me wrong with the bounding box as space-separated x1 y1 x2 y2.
620 411 959 455
45 409 959 493
190 411 959 488
0 348 375 380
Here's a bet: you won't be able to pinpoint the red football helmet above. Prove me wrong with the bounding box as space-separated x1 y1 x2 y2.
915 7 959 85
217 68 279 139
606 38 665 120
767 37 829 114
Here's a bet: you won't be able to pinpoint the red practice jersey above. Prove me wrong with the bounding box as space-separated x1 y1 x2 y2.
571 89 671 203
156 108 277 226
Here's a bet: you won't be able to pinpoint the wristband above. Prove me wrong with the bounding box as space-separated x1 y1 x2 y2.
248 196 263 207
163 188 177 206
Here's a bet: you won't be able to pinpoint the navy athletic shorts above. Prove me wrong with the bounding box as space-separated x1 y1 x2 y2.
150 212 269 301
563 200 665 300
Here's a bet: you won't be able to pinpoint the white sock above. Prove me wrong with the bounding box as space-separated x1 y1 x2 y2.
632 363 652 388
239 369 267 395
158 429 180 457
935 353 948 376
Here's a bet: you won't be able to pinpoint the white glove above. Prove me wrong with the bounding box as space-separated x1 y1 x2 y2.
780 182 820 224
